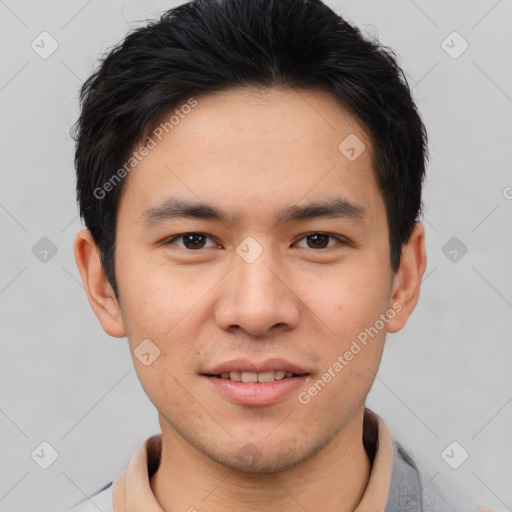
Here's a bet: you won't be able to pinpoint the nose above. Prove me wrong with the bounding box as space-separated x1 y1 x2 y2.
214 242 300 337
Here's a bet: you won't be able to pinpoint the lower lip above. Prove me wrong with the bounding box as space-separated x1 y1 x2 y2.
203 375 309 406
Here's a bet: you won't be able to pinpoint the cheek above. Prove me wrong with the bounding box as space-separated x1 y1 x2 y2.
117 257 215 379
297 267 391 398
117 253 195 331
303 266 391 336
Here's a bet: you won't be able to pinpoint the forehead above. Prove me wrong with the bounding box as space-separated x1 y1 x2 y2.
117 86 383 226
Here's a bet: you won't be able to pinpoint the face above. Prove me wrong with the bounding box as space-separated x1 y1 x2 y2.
111 86 401 472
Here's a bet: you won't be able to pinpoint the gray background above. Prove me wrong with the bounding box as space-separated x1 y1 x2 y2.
1 0 511 510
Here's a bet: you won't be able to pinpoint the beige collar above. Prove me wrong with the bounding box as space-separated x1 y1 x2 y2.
112 408 393 511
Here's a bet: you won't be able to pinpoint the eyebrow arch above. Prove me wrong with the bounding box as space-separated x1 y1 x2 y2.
275 197 367 224
138 196 367 227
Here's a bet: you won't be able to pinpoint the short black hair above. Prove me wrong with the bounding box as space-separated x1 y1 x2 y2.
73 0 428 298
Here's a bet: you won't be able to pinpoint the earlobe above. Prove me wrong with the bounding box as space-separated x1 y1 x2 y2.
74 229 126 338
386 223 427 333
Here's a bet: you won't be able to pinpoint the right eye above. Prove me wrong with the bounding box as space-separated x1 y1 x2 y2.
164 232 219 250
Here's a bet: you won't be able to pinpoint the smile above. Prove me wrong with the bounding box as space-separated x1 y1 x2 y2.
211 370 305 382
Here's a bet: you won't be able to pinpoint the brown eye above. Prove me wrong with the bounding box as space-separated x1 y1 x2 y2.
182 234 206 249
306 234 329 248
165 233 216 250
295 233 343 249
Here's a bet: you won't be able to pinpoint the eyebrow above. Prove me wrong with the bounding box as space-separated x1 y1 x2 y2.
139 196 367 227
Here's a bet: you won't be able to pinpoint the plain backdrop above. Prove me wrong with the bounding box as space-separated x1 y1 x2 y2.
1 0 511 511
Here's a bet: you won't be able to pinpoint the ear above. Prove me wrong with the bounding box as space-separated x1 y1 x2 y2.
74 229 126 337
386 223 427 333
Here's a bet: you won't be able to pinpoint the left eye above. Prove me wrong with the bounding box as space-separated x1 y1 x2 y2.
295 233 343 249
165 233 217 250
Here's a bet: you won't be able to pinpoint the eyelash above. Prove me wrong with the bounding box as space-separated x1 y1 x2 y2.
163 232 348 250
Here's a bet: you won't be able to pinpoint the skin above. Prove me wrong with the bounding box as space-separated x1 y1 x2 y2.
75 86 426 512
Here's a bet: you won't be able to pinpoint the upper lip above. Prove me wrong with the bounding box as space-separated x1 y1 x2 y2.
203 358 310 375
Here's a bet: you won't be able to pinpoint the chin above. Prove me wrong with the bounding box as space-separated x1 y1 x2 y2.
217 447 305 474
208 434 329 474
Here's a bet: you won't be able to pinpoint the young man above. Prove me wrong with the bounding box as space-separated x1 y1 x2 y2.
70 0 475 510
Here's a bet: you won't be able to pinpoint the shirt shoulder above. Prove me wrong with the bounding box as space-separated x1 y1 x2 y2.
388 440 479 512
67 482 114 512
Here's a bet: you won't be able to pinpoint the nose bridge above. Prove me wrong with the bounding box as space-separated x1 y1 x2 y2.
236 245 280 304
215 236 300 336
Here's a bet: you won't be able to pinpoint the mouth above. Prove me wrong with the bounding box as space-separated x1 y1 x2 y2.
201 359 311 406
203 372 310 406
205 370 309 383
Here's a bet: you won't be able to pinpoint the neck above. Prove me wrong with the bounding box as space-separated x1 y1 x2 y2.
150 408 372 512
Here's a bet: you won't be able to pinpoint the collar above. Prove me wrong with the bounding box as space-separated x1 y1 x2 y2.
112 408 418 511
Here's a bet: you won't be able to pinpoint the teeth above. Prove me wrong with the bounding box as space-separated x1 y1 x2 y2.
257 371 275 383
241 371 258 383
218 370 299 382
